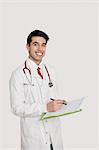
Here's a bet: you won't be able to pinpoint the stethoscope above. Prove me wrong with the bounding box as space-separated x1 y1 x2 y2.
23 61 53 87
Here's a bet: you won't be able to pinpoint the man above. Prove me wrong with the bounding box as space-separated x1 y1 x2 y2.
9 30 64 150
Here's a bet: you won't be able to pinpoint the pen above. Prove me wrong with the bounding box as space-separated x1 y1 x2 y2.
50 98 67 105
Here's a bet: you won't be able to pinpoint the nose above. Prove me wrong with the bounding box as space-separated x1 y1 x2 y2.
38 45 43 51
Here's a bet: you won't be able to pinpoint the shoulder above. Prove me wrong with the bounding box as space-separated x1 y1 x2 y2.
10 64 24 81
44 62 57 79
44 62 56 72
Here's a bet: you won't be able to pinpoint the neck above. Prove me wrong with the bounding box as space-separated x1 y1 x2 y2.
29 56 42 65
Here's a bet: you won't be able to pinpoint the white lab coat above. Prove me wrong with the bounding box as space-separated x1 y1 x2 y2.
9 58 64 150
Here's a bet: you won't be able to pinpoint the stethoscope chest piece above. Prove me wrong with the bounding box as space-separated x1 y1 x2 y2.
48 82 53 87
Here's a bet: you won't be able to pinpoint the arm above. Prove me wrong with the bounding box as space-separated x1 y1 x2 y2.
9 70 47 117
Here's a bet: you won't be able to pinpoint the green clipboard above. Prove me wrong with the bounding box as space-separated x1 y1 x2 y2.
40 109 82 120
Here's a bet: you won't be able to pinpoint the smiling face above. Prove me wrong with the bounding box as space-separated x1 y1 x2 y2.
26 36 47 65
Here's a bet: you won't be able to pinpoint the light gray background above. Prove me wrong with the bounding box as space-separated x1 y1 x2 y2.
0 0 98 150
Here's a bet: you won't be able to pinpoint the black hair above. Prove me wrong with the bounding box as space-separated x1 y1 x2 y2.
27 30 49 45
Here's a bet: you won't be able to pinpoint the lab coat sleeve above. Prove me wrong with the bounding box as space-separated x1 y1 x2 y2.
9 70 47 117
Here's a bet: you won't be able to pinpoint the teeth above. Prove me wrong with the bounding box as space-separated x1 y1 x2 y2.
36 52 42 56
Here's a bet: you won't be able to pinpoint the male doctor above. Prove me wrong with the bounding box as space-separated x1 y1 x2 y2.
9 30 65 150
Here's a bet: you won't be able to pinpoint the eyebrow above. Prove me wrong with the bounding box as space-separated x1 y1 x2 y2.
32 42 47 45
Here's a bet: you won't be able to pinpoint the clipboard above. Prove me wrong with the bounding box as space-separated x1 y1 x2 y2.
40 97 85 120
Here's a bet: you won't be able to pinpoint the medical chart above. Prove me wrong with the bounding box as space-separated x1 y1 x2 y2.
41 97 85 120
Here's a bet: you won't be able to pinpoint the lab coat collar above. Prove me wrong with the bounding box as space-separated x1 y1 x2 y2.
26 57 45 77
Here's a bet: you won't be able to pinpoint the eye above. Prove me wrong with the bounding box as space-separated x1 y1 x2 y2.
33 43 38 46
42 44 46 47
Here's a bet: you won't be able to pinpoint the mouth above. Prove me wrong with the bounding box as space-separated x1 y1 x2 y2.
35 52 43 56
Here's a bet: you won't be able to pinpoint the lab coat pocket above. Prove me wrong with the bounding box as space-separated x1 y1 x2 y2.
23 82 36 103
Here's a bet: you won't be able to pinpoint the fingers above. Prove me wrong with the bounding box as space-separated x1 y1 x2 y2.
52 100 64 111
56 99 67 105
55 100 65 104
47 100 63 112
47 99 67 112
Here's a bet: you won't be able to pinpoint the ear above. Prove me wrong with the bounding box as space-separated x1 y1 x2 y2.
26 44 30 55
26 44 30 50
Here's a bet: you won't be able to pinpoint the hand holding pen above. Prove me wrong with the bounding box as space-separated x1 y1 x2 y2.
50 98 67 105
47 98 67 112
